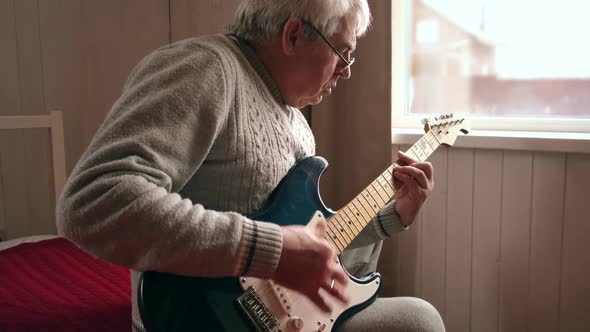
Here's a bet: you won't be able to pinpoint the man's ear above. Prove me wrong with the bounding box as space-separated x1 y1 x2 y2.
281 18 304 55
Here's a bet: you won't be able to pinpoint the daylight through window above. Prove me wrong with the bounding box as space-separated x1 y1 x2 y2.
401 0 590 132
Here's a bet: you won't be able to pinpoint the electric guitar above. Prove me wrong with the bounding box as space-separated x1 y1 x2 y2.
138 115 470 331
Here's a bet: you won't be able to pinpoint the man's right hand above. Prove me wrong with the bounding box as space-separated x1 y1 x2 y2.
272 222 349 313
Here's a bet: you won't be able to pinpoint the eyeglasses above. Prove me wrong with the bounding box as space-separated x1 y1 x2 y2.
301 19 355 74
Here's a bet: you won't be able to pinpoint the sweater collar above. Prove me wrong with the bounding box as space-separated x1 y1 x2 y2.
225 32 286 106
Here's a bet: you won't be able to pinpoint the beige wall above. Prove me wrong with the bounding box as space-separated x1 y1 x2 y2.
1 0 170 239
313 0 392 209
1 1 589 331
0 0 236 240
381 146 590 332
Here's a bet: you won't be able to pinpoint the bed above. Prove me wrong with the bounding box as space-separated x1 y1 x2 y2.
0 112 132 331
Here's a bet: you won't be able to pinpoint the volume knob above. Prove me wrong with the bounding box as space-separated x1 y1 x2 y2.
288 317 304 330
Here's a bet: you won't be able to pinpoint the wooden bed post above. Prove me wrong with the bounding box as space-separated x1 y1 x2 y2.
49 111 66 201
0 111 67 202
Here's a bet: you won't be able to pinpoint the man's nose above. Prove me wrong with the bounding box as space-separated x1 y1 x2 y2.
338 66 351 79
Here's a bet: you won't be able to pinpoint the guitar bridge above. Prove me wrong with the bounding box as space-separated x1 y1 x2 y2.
236 286 279 332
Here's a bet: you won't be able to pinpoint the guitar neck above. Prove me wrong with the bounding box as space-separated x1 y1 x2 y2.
326 131 441 254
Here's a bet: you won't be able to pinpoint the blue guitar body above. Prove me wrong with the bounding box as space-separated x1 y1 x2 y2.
138 156 383 331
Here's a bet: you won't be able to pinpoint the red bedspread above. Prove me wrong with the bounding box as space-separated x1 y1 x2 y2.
0 238 131 331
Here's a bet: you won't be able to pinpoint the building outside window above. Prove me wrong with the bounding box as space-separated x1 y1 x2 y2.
394 0 590 134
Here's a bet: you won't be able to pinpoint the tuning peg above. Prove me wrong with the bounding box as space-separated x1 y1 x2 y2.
421 118 430 125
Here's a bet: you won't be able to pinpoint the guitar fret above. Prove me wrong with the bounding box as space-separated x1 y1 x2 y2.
424 133 437 151
331 215 353 244
141 119 468 332
351 198 373 225
327 236 344 253
344 203 369 233
326 223 346 249
329 200 370 250
409 145 419 161
371 179 391 204
367 183 387 207
331 217 354 250
419 139 433 156
428 130 442 145
323 231 337 249
420 134 435 150
417 137 427 151
343 206 365 233
406 146 420 160
374 177 393 202
339 208 361 235
380 172 395 192
426 134 438 156
358 191 379 216
339 210 358 234
324 119 462 253
406 133 440 164
332 227 348 251
411 144 426 162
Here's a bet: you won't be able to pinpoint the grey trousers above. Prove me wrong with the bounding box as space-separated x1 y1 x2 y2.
337 297 446 332
340 245 445 330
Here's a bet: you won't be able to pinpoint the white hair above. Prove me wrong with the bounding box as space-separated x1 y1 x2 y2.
231 0 372 44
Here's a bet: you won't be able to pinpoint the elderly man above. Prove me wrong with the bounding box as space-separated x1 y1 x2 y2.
57 0 445 331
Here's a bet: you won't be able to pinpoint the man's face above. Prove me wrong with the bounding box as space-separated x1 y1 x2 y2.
289 17 356 108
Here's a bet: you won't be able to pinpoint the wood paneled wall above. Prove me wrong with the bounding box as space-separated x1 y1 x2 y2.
0 0 243 240
169 0 240 41
379 146 590 332
1 1 589 331
0 0 170 239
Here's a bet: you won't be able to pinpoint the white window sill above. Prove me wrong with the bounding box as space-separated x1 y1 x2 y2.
392 128 590 154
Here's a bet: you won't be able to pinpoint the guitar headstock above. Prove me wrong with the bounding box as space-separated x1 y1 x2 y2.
422 114 470 147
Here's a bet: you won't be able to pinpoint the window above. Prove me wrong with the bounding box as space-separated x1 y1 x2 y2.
392 0 590 134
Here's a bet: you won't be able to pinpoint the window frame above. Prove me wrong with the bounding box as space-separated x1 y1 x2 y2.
391 0 590 153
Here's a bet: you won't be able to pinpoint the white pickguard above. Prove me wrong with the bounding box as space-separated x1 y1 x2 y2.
241 212 382 332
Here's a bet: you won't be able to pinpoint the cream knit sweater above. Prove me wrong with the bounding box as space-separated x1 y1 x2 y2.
56 34 405 330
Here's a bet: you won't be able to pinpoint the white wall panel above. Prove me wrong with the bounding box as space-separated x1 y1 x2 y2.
528 152 566 332
1 2 590 331
445 148 474 332
499 151 533 332
471 149 502 332
0 0 169 240
420 148 448 316
384 148 590 331
560 153 590 332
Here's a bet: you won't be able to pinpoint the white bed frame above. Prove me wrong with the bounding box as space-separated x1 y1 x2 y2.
0 111 66 201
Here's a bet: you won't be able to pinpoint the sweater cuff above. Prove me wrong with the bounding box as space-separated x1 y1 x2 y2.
372 200 409 239
234 219 283 278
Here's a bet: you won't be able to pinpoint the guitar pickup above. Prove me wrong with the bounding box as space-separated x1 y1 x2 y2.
236 286 279 332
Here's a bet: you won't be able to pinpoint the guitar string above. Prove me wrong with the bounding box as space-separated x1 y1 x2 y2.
249 123 449 324
326 138 440 250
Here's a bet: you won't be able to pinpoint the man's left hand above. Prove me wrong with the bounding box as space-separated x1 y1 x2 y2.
392 151 434 227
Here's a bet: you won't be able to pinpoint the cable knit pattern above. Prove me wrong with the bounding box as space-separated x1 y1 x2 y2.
57 33 405 330
56 34 314 330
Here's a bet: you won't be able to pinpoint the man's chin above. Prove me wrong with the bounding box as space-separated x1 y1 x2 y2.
308 95 323 106
292 94 326 108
